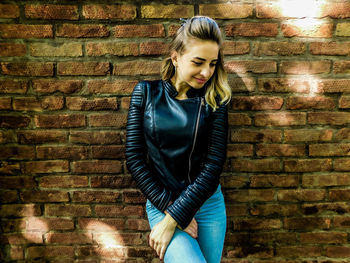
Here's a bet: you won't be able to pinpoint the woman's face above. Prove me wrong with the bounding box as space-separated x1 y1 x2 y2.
171 38 219 90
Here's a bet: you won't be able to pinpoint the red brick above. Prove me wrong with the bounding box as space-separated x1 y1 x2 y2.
308 112 350 125
0 43 26 57
0 219 26 232
225 23 278 37
0 97 11 110
86 42 138 56
76 245 125 258
114 24 164 38
168 25 181 37
318 79 350 93
89 113 127 128
57 62 109 76
94 205 144 217
0 130 16 143
336 22 350 36
9 246 23 260
113 60 161 75
25 4 78 20
66 97 117 111
30 42 82 57
284 217 331 230
339 96 350 108
276 246 322 257
72 191 120 203
322 2 350 18
18 130 67 144
286 96 335 110
232 159 280 172
27 246 74 259
231 96 282 110
225 60 277 73
4 232 43 245
334 61 350 74
28 217 74 231
0 204 41 217
199 3 252 19
91 175 134 188
13 96 64 111
0 146 35 160
227 76 255 93
122 189 147 204
0 24 52 38
284 129 332 142
280 61 330 74
326 246 350 257
0 4 19 18
91 145 125 159
37 146 88 160
284 159 332 172
310 143 350 156
258 78 312 93
0 80 27 94
329 189 350 201
20 190 68 202
310 42 350 55
0 115 30 128
223 41 250 55
1 62 54 76
282 22 333 38
333 216 350 228
35 114 85 128
250 204 298 217
255 112 306 126
57 24 109 38
45 204 91 216
46 232 92 244
234 218 281 231
79 218 125 231
88 79 137 94
334 158 350 171
72 160 122 174
277 189 326 202
0 190 18 203
336 128 350 140
0 176 35 189
302 203 350 216
257 144 305 157
140 41 169 55
231 129 281 143
39 175 88 188
126 219 150 231
225 189 275 202
23 160 69 174
141 4 193 18
250 174 299 188
221 175 249 188
227 144 253 157
254 42 305 56
225 204 248 217
32 79 83 94
0 162 20 175
228 113 252 126
303 173 350 187
83 4 136 20
70 131 121 144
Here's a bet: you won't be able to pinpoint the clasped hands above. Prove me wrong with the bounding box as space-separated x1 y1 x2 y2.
148 201 198 260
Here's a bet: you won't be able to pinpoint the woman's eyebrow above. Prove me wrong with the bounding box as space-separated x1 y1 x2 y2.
193 56 218 62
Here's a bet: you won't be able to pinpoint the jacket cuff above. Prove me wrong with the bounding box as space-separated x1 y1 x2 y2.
165 201 194 230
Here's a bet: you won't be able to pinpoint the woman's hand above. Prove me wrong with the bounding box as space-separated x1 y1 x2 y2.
149 213 177 260
184 217 198 239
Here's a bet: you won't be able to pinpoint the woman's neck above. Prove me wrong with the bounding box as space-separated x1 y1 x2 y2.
170 76 191 99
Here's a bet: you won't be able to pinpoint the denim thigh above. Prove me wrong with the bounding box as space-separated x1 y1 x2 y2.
145 184 226 263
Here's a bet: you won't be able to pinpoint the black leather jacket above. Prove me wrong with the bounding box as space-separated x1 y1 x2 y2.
125 79 228 229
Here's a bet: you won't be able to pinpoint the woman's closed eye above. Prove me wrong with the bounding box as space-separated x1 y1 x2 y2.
192 61 217 67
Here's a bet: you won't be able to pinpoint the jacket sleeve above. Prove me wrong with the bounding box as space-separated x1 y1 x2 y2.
165 102 228 229
125 81 173 212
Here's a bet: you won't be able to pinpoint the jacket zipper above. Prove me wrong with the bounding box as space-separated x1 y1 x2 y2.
187 97 204 184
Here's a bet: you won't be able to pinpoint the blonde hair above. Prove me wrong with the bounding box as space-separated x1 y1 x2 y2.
161 16 231 111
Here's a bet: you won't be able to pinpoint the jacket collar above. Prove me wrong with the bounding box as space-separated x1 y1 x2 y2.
162 79 207 99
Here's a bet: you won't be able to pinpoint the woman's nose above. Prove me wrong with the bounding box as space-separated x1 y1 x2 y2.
200 66 211 78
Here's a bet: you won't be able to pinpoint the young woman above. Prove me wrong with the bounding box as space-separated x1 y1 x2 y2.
125 16 232 262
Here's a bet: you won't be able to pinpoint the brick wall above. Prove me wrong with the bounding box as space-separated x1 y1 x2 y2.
1 1 350 262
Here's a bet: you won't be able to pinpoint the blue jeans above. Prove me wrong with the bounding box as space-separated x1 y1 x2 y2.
146 184 226 263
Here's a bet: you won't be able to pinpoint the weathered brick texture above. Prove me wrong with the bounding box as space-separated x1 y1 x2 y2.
1 1 350 262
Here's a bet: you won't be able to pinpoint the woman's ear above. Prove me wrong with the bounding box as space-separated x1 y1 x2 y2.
170 51 178 67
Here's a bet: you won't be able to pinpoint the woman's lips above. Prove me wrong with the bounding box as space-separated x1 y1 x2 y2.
194 77 207 84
